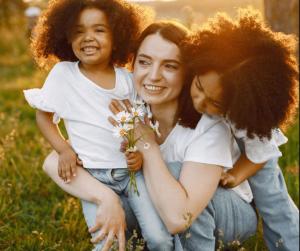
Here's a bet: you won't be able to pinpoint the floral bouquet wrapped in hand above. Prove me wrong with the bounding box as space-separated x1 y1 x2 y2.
112 100 160 195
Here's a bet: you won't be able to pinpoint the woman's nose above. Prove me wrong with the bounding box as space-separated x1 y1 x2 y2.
149 64 162 82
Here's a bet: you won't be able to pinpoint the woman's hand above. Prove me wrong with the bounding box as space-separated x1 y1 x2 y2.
89 194 126 251
108 99 157 153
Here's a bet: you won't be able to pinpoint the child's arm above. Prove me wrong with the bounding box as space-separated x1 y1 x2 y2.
220 153 265 188
125 151 143 172
36 109 77 182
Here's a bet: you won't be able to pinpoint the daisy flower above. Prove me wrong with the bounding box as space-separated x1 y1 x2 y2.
116 111 132 124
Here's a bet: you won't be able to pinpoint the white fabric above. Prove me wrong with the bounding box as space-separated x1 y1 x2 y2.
227 121 288 163
160 114 253 203
24 61 136 170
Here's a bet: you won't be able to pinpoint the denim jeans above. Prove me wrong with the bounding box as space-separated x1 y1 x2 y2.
248 158 299 251
81 168 173 251
166 162 258 251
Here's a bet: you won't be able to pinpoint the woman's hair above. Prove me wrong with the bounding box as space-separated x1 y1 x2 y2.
133 21 201 128
183 7 299 138
31 0 150 68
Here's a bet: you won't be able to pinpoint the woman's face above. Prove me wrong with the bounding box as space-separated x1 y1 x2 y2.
190 71 225 116
133 33 185 106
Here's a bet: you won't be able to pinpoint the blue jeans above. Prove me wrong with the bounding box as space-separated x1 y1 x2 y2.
164 162 257 251
248 158 299 251
81 168 173 251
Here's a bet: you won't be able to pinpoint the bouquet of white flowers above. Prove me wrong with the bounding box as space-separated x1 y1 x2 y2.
112 101 160 196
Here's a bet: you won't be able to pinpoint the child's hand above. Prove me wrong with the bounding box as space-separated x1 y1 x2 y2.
220 171 238 188
125 151 143 172
58 147 77 183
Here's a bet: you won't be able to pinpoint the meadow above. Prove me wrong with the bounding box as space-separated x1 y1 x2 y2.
0 5 299 251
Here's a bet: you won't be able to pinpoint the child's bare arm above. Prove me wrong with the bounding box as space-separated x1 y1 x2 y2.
36 110 77 182
125 151 143 172
220 153 265 188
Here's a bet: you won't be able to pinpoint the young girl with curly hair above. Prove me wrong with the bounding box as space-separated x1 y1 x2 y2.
183 8 299 250
23 1 175 250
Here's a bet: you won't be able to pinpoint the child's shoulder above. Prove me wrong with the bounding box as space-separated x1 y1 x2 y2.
51 61 77 72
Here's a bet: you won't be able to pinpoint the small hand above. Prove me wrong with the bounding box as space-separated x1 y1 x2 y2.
58 147 77 183
89 195 126 251
125 151 143 172
219 171 238 188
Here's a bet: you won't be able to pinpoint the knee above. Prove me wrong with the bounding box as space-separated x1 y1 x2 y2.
145 231 173 251
42 150 58 174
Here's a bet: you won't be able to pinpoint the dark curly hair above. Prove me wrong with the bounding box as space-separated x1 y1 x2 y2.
182 8 299 139
31 0 151 68
132 21 201 128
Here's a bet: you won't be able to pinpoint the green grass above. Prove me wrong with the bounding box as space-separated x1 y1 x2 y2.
0 21 298 251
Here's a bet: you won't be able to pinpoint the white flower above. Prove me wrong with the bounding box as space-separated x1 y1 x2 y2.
112 124 132 138
116 111 132 124
127 146 138 152
150 120 161 137
131 106 145 119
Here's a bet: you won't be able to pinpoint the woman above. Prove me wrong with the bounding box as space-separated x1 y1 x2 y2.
43 21 257 250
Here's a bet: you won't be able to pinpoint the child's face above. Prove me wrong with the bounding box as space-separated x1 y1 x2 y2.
190 71 225 116
133 34 185 106
71 8 113 67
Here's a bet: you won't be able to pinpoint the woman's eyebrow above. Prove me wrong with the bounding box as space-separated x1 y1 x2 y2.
137 54 152 59
138 54 181 64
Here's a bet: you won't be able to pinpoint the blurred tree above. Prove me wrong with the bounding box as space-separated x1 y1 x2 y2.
0 0 26 27
264 0 299 35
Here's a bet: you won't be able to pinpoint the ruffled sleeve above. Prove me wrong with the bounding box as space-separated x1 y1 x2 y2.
231 124 288 163
23 62 68 124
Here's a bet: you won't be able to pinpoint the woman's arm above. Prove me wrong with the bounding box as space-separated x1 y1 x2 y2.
43 151 126 251
140 143 222 234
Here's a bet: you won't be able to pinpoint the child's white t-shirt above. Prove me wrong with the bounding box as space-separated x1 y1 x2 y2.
24 61 136 170
226 120 288 163
160 114 253 203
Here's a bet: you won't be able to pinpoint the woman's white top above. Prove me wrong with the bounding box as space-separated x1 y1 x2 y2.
160 114 253 203
24 61 135 170
226 120 288 163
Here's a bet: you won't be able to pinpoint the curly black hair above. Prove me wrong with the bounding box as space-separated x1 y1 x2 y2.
31 0 151 68
182 7 299 139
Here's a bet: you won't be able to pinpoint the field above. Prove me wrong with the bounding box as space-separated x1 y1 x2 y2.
0 1 298 250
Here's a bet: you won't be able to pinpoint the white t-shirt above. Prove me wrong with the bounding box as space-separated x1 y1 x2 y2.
160 114 253 203
226 120 288 163
24 61 136 170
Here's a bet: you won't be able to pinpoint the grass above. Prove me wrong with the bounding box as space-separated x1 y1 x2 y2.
0 17 298 251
